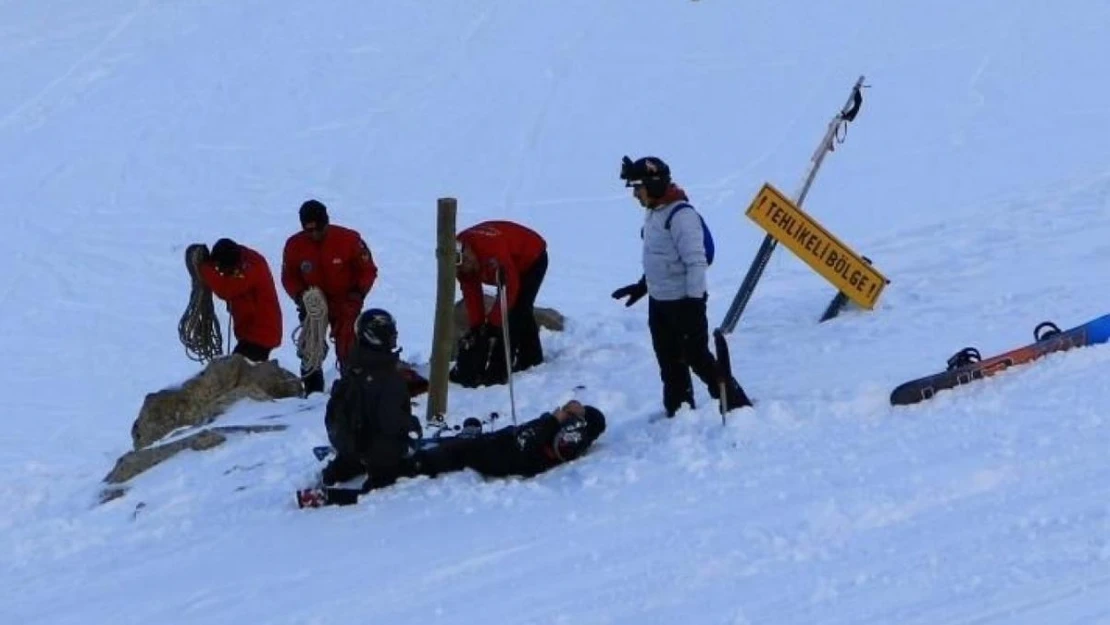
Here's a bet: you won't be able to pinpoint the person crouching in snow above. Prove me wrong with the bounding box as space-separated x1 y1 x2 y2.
451 220 548 387
411 401 606 479
319 308 422 491
198 238 282 363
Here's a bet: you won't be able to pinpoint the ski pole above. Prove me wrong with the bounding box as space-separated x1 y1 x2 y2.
496 268 518 426
720 75 867 334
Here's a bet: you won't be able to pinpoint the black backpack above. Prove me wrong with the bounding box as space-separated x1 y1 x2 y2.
449 326 507 388
324 372 376 460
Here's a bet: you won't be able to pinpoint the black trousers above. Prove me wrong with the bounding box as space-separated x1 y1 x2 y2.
413 429 524 479
301 367 325 396
233 341 272 363
648 296 719 415
321 454 365 485
505 250 547 371
321 454 414 490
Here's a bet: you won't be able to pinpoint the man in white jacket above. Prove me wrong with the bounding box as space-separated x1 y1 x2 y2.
612 156 752 417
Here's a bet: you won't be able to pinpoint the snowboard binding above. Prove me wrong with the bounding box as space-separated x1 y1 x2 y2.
296 486 360 509
946 347 982 371
460 417 484 438
1034 321 1062 341
296 487 328 509
426 413 497 439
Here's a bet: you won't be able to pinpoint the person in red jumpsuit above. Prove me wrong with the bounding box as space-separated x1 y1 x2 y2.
281 200 378 394
200 238 283 363
452 220 548 385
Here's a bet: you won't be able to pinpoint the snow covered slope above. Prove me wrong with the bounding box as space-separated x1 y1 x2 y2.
2 1 1109 624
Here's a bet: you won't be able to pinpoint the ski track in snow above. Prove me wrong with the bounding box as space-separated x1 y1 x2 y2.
0 0 148 131
2 1 1110 624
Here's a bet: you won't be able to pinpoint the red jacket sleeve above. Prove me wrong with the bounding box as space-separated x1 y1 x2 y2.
350 236 378 297
280 240 305 300
459 274 486 329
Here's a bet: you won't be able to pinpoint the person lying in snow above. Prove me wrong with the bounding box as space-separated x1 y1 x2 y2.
298 401 606 507
410 400 606 480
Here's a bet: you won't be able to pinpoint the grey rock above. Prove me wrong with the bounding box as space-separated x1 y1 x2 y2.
103 424 287 486
131 355 302 449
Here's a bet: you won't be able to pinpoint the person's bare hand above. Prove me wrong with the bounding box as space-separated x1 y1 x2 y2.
554 400 584 423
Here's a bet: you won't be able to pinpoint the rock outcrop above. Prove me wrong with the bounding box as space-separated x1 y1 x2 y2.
130 355 302 450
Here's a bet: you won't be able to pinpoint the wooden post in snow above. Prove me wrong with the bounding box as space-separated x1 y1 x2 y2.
426 197 457 424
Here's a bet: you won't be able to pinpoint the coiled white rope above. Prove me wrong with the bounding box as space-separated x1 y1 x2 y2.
179 243 224 364
294 287 329 374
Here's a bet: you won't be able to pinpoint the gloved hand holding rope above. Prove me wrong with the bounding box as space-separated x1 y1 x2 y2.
179 243 225 364
294 287 330 375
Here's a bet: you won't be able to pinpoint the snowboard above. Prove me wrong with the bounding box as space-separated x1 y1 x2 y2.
889 313 1110 406
713 328 733 425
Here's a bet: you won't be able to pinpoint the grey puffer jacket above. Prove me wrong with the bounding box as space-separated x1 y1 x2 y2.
641 200 708 301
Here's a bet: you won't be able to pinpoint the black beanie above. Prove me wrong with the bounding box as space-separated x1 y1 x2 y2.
210 238 241 270
583 406 606 441
299 200 329 227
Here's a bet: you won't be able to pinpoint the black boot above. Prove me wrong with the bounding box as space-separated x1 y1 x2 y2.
712 377 752 411
512 337 544 372
302 368 325 396
321 455 364 486
664 385 696 418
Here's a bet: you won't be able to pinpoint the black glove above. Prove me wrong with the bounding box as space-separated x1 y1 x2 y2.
478 323 502 348
611 277 648 307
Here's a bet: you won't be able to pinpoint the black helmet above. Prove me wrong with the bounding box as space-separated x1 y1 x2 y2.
620 155 671 199
355 308 398 351
210 238 242 271
583 405 606 441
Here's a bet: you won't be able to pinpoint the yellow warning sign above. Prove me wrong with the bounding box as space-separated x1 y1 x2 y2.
745 182 888 309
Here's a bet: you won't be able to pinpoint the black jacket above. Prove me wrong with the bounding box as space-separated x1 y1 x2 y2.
324 345 414 487
499 413 567 477
416 411 601 479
